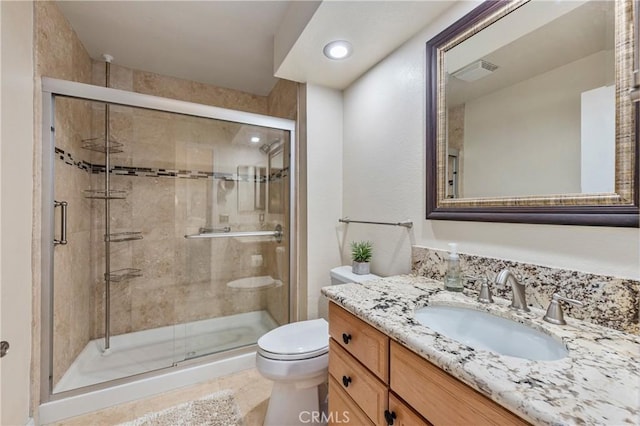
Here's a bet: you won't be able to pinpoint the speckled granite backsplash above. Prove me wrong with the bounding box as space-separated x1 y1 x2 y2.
412 246 639 334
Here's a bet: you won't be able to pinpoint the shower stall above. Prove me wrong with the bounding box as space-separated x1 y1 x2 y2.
40 77 296 405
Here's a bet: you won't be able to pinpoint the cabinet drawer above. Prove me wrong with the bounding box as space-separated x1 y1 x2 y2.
329 302 389 382
329 339 388 425
390 342 529 426
328 376 374 426
388 393 431 426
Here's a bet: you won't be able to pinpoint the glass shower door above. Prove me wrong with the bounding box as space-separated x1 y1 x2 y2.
45 81 294 398
176 118 291 362
50 97 182 394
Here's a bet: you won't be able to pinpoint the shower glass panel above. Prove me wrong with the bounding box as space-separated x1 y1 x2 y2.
50 95 290 394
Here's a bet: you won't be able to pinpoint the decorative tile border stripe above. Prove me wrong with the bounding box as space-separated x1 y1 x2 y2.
55 147 92 173
412 246 639 334
56 147 287 182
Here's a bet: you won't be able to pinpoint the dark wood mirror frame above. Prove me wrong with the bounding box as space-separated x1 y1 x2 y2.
426 0 639 227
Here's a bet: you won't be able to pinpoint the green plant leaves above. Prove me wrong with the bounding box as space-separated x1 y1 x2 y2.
350 241 373 263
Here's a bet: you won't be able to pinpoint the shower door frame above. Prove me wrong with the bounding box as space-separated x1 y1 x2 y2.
40 77 298 403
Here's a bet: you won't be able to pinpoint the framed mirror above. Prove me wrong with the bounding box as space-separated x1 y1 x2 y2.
426 0 638 226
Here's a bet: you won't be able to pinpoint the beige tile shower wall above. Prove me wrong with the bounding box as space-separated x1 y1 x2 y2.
266 79 295 323
268 79 298 120
87 52 296 335
86 65 296 333
52 100 93 387
35 2 92 83
34 1 94 388
89 107 291 337
92 62 269 115
265 80 296 324
264 243 289 326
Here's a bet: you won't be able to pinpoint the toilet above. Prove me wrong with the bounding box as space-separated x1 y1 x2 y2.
256 265 380 426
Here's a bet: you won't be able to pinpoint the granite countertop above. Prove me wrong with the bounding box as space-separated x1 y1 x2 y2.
321 275 640 425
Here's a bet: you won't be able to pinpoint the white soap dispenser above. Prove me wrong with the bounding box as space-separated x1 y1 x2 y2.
444 243 463 292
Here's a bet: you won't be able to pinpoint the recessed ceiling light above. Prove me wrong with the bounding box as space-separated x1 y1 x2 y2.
251 136 261 143
323 40 353 60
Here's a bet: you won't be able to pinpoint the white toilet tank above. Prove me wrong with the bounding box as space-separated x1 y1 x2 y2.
330 265 379 285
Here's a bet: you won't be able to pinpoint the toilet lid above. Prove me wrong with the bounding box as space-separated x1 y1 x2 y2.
258 319 328 360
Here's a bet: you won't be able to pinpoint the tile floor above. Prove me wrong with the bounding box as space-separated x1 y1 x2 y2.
47 368 272 426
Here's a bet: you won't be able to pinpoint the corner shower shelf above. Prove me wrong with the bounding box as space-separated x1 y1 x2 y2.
106 268 142 282
83 189 128 199
81 137 124 153
106 232 143 242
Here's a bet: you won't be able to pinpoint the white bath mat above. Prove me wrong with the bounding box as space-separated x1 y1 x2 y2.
118 389 244 426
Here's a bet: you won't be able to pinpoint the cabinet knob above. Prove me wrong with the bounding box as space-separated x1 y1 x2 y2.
342 333 352 344
342 375 352 387
384 410 397 425
0 341 8 358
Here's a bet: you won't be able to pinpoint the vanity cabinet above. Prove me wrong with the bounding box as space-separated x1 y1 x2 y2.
391 342 528 426
328 302 528 426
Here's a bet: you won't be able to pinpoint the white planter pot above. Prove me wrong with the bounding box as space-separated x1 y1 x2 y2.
352 261 370 275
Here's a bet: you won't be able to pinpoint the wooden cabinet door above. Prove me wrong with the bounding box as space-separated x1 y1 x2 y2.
329 339 388 425
390 342 528 426
388 392 431 426
328 376 375 426
329 302 389 382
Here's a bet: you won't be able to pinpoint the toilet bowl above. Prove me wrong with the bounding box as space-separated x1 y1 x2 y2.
256 319 329 426
256 265 380 426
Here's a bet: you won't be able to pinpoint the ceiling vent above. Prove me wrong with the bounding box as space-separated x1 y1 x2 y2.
451 60 498 82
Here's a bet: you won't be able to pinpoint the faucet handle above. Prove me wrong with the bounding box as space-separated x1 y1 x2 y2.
477 278 493 304
543 293 584 325
465 275 494 303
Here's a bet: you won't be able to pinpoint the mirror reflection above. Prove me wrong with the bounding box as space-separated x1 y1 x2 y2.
237 165 266 212
268 146 284 214
445 0 615 199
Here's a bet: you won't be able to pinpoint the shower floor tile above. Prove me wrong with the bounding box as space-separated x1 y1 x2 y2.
53 310 278 394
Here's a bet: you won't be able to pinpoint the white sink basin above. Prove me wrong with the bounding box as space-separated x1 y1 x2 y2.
414 305 568 361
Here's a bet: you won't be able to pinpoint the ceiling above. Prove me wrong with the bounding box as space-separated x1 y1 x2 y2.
56 1 454 96
447 0 614 106
274 1 453 90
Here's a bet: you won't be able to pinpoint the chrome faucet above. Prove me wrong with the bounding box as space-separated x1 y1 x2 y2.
495 269 529 312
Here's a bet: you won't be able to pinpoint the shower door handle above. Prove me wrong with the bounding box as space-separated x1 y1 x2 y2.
54 200 68 245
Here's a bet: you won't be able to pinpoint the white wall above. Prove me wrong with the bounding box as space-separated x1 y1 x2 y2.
463 50 612 198
581 84 615 193
305 84 344 318
0 1 34 424
342 2 639 280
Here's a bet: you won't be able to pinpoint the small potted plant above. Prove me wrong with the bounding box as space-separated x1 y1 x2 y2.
351 241 373 275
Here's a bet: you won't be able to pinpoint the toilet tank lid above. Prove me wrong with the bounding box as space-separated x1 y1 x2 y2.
330 265 380 284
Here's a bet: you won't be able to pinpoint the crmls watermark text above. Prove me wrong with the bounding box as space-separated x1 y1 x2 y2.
299 411 351 424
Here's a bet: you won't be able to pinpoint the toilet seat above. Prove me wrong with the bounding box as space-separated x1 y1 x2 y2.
258 346 328 361
257 318 328 361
